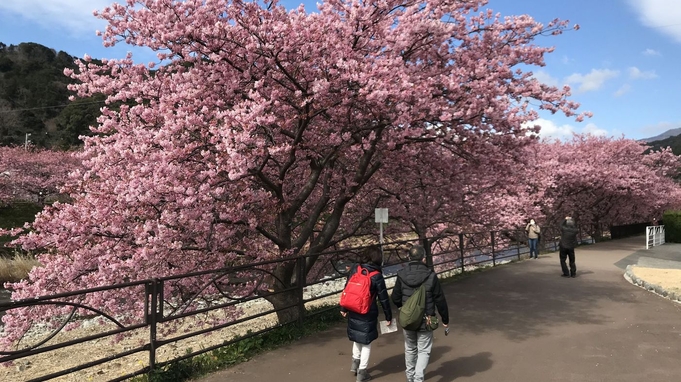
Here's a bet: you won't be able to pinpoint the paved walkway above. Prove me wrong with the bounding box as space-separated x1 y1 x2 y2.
196 236 681 382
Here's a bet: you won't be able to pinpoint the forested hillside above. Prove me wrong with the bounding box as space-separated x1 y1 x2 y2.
0 42 102 149
646 133 681 156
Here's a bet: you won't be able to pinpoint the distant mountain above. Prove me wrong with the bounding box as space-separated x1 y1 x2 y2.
645 133 681 157
640 128 681 143
0 42 103 149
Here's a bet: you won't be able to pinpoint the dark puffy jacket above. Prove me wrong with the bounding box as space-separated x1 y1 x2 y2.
391 261 449 330
342 263 392 345
560 220 579 249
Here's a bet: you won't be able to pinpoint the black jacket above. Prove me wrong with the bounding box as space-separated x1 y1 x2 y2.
560 220 579 249
391 261 449 330
342 263 392 345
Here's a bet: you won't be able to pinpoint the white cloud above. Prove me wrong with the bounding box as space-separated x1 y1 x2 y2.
628 0 681 43
564 69 620 93
0 0 110 36
582 123 608 137
561 55 574 65
614 84 631 97
524 119 612 140
532 70 560 87
524 119 574 140
628 66 658 79
642 48 662 56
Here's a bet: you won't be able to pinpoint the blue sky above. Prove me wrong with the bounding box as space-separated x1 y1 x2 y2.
1 0 679 140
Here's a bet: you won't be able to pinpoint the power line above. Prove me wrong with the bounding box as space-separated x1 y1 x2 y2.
647 22 681 29
0 100 106 114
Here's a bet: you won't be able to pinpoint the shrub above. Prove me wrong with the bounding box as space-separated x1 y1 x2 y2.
662 210 681 243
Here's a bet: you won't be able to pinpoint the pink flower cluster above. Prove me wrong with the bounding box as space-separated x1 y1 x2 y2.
3 0 680 348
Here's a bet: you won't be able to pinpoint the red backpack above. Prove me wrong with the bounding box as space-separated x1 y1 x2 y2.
340 265 380 314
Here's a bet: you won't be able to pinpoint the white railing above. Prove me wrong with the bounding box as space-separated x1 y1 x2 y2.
646 225 665 249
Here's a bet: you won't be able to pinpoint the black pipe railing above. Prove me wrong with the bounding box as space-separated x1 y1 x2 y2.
0 223 615 381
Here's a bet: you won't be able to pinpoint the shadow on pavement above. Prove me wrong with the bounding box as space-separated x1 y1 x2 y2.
426 351 493 382
369 352 407 379
614 243 681 270
370 345 452 379
450 261 637 342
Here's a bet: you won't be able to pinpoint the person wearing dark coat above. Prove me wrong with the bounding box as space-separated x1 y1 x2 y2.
559 217 580 277
340 245 392 382
391 245 449 382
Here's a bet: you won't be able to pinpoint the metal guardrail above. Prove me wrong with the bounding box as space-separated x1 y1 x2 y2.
646 225 665 249
0 224 611 381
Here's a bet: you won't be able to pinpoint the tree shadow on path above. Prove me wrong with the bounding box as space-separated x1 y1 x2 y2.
448 261 637 342
426 351 493 382
370 345 451 379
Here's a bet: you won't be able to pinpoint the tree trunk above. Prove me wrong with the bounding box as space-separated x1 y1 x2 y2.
592 223 604 243
264 288 302 325
420 236 433 268
262 260 304 325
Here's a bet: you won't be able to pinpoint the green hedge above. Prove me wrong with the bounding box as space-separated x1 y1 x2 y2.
662 210 681 243
0 202 42 256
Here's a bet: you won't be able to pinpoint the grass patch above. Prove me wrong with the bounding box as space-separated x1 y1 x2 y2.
129 306 343 382
0 203 44 283
0 253 41 284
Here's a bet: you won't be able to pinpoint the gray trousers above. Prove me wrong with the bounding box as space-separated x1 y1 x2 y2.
403 329 433 382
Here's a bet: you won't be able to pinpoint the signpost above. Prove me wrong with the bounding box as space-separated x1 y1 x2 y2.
375 208 388 265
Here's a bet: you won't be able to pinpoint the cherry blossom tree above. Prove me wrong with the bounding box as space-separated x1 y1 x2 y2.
0 146 80 206
6 0 586 333
525 135 681 237
358 137 536 268
369 139 531 253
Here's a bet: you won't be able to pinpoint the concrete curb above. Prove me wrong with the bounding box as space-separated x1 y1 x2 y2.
624 264 681 303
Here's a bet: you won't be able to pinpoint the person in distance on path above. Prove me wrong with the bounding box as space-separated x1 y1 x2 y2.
559 216 579 278
391 245 449 382
525 218 541 259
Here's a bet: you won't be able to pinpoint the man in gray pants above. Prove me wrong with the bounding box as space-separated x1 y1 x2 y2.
559 217 579 278
391 245 449 382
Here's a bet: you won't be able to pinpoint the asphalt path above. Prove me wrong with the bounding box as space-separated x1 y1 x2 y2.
197 236 681 382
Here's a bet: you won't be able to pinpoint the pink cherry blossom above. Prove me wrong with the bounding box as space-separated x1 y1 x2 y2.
3 0 592 344
0 147 81 206
524 135 681 231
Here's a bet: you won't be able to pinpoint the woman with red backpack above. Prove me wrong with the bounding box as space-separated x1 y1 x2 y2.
340 245 392 382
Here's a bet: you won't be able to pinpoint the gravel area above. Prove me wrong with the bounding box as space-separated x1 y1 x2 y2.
624 265 681 303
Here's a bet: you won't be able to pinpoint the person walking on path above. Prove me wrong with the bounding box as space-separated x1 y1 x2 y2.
559 216 579 278
391 245 449 382
340 245 392 382
525 218 541 259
